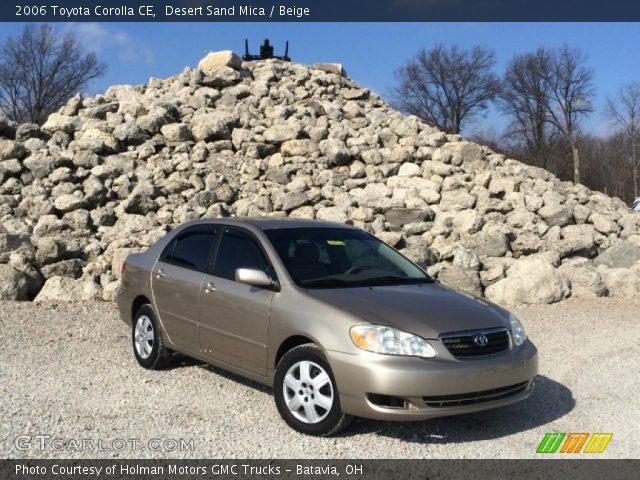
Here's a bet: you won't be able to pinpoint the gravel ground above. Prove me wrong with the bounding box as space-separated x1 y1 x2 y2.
1 298 638 459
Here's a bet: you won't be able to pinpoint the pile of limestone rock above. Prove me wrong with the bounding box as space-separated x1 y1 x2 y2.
1 50 639 305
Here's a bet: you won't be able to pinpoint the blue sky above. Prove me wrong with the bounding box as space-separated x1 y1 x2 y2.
2 22 640 136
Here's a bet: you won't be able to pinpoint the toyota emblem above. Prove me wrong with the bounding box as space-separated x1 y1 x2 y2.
473 334 489 346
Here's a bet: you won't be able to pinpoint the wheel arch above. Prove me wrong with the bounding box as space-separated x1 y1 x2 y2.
131 295 152 323
274 335 316 368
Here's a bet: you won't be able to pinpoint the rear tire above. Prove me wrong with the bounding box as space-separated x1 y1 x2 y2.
132 304 172 370
274 344 352 436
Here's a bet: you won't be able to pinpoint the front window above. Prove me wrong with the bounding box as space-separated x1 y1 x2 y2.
264 227 432 288
213 228 271 281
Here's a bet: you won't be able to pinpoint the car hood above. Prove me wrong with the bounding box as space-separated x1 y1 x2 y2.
306 282 509 339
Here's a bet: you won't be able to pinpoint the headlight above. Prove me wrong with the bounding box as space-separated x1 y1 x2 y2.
509 313 527 346
350 325 437 358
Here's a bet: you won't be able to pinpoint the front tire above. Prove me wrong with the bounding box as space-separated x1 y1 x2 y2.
274 344 352 436
132 304 172 370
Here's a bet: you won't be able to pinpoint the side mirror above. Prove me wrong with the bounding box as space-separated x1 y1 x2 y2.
235 268 274 287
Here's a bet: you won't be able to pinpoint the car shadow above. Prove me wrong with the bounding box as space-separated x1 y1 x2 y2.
169 354 205 369
170 354 272 393
339 375 574 443
168 356 573 443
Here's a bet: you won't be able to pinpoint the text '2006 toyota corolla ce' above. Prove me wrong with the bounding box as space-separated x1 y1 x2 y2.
117 218 538 436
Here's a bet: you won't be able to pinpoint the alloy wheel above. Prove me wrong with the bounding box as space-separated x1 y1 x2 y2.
134 315 154 360
282 360 334 424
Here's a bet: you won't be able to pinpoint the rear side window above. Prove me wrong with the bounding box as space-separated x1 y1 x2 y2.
162 228 217 272
213 229 270 281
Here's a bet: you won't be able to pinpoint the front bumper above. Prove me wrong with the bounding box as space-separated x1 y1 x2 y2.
328 340 538 421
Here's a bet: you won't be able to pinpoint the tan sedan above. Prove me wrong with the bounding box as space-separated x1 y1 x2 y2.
118 218 538 436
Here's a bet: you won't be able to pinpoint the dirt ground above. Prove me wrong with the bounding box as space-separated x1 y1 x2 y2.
1 297 638 458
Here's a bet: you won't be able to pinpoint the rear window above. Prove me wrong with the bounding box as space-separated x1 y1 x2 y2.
162 229 217 272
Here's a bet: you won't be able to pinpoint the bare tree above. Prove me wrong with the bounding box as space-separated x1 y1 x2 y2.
0 25 106 125
579 133 632 201
391 44 501 134
543 45 594 184
468 127 504 155
500 48 556 169
605 82 640 198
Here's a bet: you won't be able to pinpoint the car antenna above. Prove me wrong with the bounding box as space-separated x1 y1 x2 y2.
243 38 291 61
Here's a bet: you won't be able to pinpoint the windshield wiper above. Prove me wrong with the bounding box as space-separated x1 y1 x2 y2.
359 275 434 286
301 278 352 288
302 275 434 288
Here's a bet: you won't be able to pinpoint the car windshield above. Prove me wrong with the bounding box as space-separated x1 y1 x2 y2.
264 227 433 289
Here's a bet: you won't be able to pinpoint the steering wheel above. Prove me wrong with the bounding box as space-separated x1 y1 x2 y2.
345 265 374 275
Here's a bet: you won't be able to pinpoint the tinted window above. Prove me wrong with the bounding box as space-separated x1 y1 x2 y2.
264 228 431 289
163 229 217 272
213 229 270 281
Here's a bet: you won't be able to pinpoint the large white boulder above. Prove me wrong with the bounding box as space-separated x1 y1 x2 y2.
597 266 640 298
35 276 101 302
485 258 569 306
197 50 242 74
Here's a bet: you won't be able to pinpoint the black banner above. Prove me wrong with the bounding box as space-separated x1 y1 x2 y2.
1 460 639 480
4 0 640 22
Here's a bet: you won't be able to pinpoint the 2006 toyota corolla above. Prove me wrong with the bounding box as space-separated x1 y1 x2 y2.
118 218 538 436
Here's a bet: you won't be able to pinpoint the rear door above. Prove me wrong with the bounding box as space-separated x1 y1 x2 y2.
198 226 275 376
151 225 218 351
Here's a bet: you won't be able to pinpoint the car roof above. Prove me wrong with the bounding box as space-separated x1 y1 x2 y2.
181 217 359 231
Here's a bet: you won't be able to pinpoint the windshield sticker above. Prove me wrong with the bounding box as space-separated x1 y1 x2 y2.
326 240 345 246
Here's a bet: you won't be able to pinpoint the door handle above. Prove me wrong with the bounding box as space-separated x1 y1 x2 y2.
155 269 166 279
204 281 216 293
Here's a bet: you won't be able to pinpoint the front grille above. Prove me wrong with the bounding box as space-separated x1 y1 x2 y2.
440 327 510 358
423 381 530 408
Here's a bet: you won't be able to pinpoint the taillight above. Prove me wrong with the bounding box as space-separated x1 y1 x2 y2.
121 262 127 274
